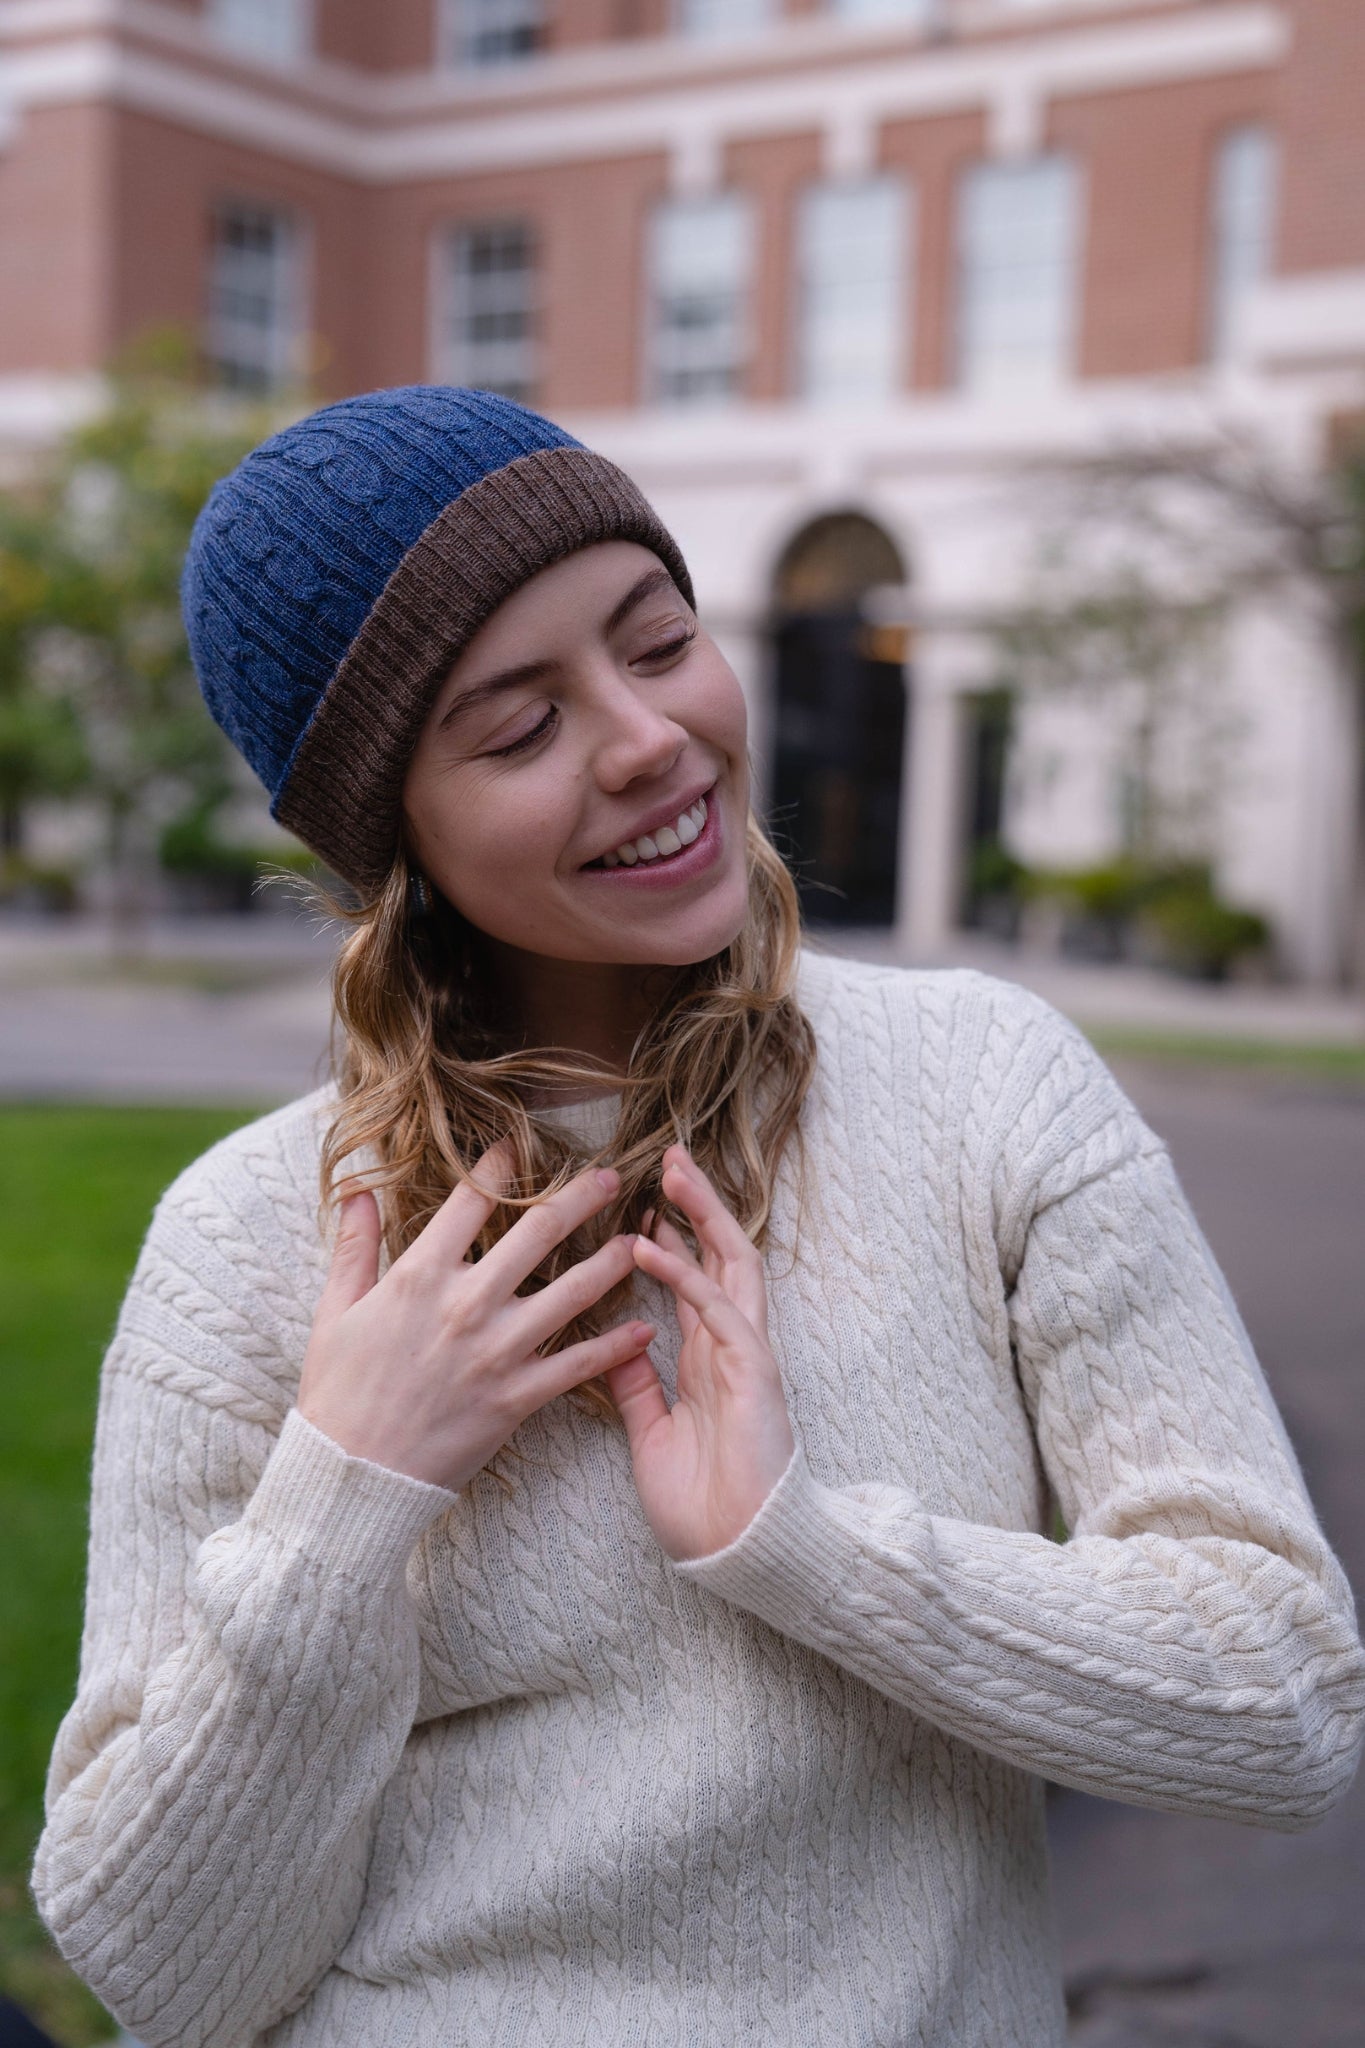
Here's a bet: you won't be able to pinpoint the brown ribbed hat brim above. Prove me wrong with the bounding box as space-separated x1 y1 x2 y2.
275 445 694 891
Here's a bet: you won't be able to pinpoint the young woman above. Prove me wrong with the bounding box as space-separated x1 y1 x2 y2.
34 388 1363 2048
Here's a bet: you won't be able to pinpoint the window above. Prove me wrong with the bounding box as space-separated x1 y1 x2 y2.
674 0 774 39
206 203 302 392
830 0 937 24
205 0 309 65
796 177 910 403
1208 125 1276 359
956 155 1080 392
441 0 545 66
436 221 538 401
647 193 753 405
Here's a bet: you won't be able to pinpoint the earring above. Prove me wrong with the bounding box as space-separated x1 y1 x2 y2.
408 870 433 919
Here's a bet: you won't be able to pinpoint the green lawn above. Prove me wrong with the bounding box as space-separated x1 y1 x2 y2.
0 1106 256 2046
1085 1026 1365 1083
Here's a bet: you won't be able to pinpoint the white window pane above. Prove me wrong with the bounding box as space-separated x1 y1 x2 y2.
208 204 301 392
441 0 544 66
206 0 309 64
648 193 753 405
1208 125 1276 359
675 0 773 40
798 177 911 404
832 0 937 23
957 156 1080 392
437 221 537 400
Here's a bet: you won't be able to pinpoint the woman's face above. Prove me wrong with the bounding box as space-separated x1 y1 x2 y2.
402 541 751 969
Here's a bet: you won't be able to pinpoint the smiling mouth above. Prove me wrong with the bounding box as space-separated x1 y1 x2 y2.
582 791 712 871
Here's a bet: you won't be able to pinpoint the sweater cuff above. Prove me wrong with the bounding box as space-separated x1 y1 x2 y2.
675 1446 873 1635
242 1407 459 1587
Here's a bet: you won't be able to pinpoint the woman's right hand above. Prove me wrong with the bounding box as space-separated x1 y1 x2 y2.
296 1143 652 1492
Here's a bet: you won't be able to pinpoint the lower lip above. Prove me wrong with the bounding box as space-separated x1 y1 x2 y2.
579 789 723 890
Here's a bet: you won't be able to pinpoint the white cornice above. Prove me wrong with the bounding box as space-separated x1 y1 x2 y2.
0 3 1289 182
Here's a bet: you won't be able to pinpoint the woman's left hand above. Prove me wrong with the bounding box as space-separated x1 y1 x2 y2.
606 1145 795 1562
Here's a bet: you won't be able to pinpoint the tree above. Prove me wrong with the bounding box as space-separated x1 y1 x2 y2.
0 343 273 929
987 423 1365 987
0 501 87 861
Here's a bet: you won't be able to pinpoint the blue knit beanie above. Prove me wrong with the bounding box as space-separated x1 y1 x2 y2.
181 385 693 891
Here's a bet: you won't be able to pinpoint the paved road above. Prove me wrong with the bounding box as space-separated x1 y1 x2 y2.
1050 1059 1365 2048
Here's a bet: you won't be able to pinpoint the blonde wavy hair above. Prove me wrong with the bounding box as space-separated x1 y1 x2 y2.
318 810 817 1408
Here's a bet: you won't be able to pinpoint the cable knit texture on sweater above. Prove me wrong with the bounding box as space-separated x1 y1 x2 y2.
33 955 1364 2048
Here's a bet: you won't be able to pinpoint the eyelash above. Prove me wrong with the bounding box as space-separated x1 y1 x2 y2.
487 627 697 758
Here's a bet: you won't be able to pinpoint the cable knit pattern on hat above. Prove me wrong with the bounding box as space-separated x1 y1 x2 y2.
33 957 1364 2048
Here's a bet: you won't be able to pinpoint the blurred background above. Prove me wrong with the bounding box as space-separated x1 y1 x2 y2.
0 1 1362 2043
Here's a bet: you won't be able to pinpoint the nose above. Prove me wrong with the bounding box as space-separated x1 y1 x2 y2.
590 667 688 793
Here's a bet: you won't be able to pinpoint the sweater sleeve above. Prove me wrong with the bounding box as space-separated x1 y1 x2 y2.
679 1007 1365 1832
31 1136 457 2048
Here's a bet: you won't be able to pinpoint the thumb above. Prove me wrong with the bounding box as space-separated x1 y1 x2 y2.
318 1189 382 1322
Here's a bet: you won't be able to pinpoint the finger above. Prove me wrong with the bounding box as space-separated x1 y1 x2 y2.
661 1149 755 1268
513 1231 640 1353
660 1150 766 1327
604 1351 671 1451
405 1136 517 1267
652 1215 702 1341
476 1164 622 1299
317 1190 381 1325
520 1319 657 1412
631 1232 760 1351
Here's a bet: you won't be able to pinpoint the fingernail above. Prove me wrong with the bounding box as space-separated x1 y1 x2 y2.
633 1322 656 1342
596 1168 620 1191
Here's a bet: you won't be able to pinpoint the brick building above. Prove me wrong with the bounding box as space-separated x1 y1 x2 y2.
1 0 1363 974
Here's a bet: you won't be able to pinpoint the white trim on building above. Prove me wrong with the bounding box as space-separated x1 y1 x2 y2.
0 5 1291 183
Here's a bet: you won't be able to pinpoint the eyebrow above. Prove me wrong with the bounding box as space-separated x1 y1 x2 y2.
436 566 682 733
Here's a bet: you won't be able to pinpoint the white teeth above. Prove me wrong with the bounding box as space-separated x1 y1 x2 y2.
598 792 709 869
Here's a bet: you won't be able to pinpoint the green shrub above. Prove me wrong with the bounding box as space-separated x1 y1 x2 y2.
1141 882 1271 981
0 854 80 915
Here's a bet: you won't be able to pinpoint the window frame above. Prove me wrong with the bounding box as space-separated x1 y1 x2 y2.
204 0 312 67
672 0 776 41
205 198 307 395
438 0 547 68
954 152 1083 395
1206 122 1277 362
644 189 755 408
794 172 913 405
433 217 540 403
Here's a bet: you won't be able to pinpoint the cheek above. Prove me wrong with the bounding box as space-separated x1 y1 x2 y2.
406 767 573 916
697 655 749 756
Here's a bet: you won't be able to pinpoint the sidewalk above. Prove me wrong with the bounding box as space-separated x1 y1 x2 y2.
822 928 1365 1046
0 914 1361 1107
0 913 336 1104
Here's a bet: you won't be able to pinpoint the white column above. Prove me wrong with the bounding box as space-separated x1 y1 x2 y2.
897 642 967 960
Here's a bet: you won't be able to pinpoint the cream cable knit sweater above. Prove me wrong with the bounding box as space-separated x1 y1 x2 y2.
34 954 1364 2048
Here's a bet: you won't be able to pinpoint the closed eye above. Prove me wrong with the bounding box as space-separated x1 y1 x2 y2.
489 707 558 757
637 627 697 667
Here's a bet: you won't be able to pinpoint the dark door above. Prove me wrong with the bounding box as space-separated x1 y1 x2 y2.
770 610 907 928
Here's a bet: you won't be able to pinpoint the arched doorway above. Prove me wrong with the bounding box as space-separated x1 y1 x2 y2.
769 512 909 927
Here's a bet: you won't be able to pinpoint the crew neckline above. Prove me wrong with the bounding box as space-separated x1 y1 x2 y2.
536 1092 622 1149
